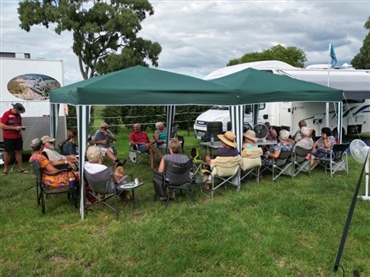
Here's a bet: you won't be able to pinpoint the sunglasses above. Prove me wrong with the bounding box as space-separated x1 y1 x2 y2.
101 127 107 130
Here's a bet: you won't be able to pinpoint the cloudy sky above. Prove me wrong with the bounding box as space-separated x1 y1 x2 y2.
1 0 369 85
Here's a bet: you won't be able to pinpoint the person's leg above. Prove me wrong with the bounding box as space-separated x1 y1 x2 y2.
106 149 117 163
15 150 25 171
14 138 26 172
3 139 14 173
148 148 155 168
3 151 11 173
150 144 163 159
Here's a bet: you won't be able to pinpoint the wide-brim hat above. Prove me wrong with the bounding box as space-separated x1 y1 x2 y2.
12 103 25 114
30 138 42 149
41 135 56 144
217 131 237 148
243 130 257 141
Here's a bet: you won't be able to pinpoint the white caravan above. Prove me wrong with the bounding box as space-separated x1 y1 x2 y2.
202 60 370 138
0 52 67 150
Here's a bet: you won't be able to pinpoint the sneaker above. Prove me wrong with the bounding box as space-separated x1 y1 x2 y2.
115 159 127 168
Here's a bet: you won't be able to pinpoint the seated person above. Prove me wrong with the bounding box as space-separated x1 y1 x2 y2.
310 127 336 166
90 122 125 165
84 145 130 200
154 121 168 149
242 130 258 150
129 123 163 169
29 138 79 187
292 120 313 142
265 122 278 141
262 129 293 166
41 135 78 170
204 131 239 189
293 127 313 151
60 130 78 155
156 139 189 201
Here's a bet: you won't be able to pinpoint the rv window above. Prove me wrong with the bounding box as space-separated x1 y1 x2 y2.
244 104 265 113
343 99 365 104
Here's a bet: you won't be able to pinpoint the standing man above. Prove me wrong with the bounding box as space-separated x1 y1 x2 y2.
0 103 28 175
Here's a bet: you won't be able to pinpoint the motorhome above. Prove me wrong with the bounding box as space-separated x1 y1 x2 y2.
0 52 67 151
201 60 370 139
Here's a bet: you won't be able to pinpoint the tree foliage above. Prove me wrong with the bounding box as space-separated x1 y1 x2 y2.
18 0 162 78
351 16 370 69
228 44 307 68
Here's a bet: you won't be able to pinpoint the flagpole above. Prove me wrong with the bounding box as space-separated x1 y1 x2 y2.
326 43 332 128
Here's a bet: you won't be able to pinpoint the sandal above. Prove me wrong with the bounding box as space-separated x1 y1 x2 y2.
159 196 167 201
18 169 29 174
2 171 9 175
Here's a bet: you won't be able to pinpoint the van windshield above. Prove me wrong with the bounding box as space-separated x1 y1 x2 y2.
210 106 228 110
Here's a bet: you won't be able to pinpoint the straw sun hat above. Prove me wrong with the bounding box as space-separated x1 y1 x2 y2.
217 131 237 148
243 130 257 141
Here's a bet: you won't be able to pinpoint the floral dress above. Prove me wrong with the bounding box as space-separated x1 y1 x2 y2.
263 142 293 166
29 154 79 187
312 136 336 158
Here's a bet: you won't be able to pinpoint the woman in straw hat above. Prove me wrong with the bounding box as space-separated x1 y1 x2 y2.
205 131 239 162
203 131 239 189
243 130 258 150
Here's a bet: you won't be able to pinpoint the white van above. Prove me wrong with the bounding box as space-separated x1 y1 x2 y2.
193 104 266 140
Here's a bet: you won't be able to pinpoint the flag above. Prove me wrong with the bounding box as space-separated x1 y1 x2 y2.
329 42 337 68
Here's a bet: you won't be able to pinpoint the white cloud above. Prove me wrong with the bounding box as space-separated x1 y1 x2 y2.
1 0 369 84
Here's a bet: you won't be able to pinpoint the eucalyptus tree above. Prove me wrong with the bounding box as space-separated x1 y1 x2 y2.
228 44 306 68
18 0 162 79
351 16 370 69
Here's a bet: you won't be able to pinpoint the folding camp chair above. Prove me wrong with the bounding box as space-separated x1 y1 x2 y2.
30 160 78 214
84 167 125 220
261 149 294 181
240 148 262 184
128 143 150 164
205 122 223 142
153 159 196 209
209 155 242 198
292 146 312 176
190 147 204 176
315 143 349 177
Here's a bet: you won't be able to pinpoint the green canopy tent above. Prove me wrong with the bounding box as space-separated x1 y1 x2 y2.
50 66 343 219
50 66 243 219
207 68 344 152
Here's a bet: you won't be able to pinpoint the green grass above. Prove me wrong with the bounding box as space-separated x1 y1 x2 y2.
1 129 369 276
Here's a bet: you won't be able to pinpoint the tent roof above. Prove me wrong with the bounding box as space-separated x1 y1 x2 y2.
209 68 343 103
50 66 241 106
50 66 343 106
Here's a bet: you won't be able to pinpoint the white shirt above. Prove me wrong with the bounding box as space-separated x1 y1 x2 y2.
84 162 108 174
43 148 65 161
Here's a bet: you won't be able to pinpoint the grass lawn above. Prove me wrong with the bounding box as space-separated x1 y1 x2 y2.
1 129 369 276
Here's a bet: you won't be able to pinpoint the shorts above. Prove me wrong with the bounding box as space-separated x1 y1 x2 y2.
3 138 23 152
137 144 147 153
156 143 167 150
99 147 114 156
312 151 330 159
